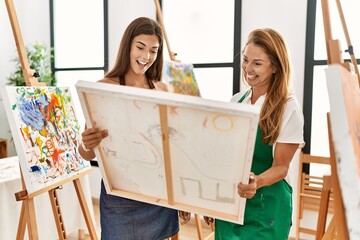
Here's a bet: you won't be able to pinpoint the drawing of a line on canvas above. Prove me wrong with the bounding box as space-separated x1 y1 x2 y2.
76 80 260 224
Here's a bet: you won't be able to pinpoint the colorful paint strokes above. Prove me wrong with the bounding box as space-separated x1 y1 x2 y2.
163 60 201 96
1 86 90 193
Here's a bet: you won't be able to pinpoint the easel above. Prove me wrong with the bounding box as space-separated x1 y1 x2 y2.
0 138 8 158
319 0 357 239
321 0 360 81
154 1 212 239
5 0 98 239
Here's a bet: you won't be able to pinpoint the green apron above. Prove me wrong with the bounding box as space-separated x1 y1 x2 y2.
215 91 292 240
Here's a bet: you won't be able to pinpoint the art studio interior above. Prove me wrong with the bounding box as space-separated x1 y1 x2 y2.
0 0 359 239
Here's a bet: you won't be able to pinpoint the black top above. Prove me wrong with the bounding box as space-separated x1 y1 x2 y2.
120 76 155 89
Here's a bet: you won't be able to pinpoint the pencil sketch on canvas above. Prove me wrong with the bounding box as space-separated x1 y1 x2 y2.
76 80 260 224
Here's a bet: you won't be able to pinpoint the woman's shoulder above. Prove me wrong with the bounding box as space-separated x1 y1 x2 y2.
153 80 169 92
285 93 302 110
98 77 119 85
284 94 303 121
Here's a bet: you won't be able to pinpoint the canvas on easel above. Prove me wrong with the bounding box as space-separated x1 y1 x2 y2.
1 86 91 196
4 0 98 238
163 60 201 97
319 0 359 238
1 85 97 239
325 64 360 239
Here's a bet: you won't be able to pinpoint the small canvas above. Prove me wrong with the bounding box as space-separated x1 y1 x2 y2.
76 80 260 224
1 86 91 195
325 64 360 239
163 60 201 96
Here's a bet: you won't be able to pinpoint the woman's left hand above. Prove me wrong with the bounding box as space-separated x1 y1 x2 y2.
179 211 191 224
237 172 257 199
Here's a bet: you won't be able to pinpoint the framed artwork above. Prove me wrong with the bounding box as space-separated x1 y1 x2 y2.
76 80 260 224
326 64 360 238
1 86 91 196
163 60 201 96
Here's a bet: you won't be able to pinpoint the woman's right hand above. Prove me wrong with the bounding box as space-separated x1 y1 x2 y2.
81 127 108 151
203 216 214 225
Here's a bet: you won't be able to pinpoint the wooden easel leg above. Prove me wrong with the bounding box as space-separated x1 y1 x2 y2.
17 201 27 239
49 189 67 239
321 218 336 240
315 175 331 240
194 214 203 240
170 232 179 240
16 170 38 239
210 222 214 232
25 198 39 239
73 178 98 240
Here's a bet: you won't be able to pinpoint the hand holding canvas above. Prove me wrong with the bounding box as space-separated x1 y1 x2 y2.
237 173 256 199
81 126 108 151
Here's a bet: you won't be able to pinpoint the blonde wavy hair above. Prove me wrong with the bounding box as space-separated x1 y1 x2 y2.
243 28 292 144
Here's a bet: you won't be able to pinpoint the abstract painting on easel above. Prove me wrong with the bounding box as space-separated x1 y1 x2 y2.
163 60 201 96
1 86 90 194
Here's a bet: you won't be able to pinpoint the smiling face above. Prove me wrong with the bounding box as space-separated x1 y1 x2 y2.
129 34 160 76
242 42 276 91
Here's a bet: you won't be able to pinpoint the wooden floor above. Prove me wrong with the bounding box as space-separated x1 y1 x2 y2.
68 199 213 240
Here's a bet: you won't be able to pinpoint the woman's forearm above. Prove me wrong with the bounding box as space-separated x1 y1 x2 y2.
256 164 289 189
79 144 96 160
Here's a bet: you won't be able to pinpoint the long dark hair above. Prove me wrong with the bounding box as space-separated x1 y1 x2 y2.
105 17 164 81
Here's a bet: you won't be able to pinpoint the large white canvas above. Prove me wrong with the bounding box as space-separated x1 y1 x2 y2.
76 80 260 224
1 86 91 196
325 64 360 239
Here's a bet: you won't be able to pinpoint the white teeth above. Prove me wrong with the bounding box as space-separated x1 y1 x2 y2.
138 60 147 65
247 75 257 80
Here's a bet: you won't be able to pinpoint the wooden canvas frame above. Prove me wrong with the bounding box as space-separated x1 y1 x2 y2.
1 86 92 197
76 80 260 224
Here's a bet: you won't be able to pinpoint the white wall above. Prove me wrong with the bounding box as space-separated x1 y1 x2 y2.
0 0 50 156
0 1 308 238
107 0 156 68
0 0 155 156
242 0 307 105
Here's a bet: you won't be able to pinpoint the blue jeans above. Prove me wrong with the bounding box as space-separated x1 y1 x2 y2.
100 181 179 240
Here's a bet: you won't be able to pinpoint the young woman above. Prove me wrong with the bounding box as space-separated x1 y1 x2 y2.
215 28 305 239
79 17 179 240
